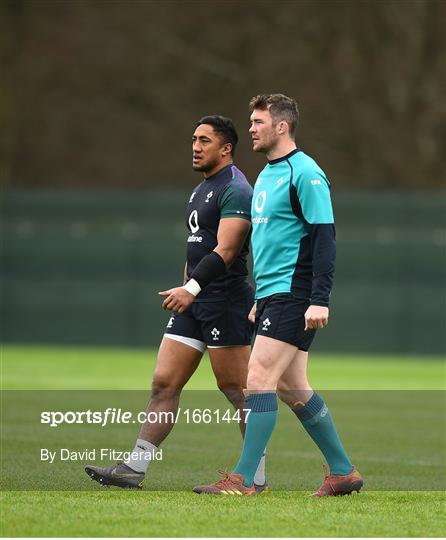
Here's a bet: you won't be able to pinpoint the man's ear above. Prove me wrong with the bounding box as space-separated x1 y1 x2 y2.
222 143 232 157
277 121 288 135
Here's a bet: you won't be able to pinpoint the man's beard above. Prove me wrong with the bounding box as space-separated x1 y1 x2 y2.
254 135 275 154
192 159 218 172
263 136 280 154
254 144 268 154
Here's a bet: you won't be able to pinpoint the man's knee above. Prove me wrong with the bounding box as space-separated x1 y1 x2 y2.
216 380 244 407
246 362 275 391
151 373 183 400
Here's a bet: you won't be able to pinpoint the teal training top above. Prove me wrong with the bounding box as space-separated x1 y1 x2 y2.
251 148 336 304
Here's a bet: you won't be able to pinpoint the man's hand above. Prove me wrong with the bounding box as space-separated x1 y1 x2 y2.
248 302 257 323
158 286 195 313
304 305 329 331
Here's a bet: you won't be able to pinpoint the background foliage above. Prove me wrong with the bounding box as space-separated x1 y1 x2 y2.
2 0 445 189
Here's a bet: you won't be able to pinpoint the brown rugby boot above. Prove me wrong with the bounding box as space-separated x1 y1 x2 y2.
312 465 363 497
193 470 256 495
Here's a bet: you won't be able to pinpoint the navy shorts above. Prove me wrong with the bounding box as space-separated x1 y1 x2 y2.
164 284 255 349
254 293 317 352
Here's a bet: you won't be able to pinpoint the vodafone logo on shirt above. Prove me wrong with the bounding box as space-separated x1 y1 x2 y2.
188 210 199 233
254 191 267 213
188 210 202 242
252 191 268 224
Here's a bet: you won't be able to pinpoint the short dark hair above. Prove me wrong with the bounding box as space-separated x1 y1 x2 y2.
249 94 299 137
197 115 238 155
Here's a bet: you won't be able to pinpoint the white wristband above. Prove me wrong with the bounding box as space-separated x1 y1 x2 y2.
183 278 201 297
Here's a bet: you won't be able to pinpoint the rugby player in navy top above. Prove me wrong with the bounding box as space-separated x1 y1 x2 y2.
194 95 363 496
85 116 267 491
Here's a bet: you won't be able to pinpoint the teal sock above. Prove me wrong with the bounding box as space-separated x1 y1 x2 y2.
293 392 352 475
234 392 277 487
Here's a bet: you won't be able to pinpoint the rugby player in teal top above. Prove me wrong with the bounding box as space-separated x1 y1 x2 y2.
85 116 267 491
194 95 363 497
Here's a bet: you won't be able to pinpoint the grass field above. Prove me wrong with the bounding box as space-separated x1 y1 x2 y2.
1 345 445 537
